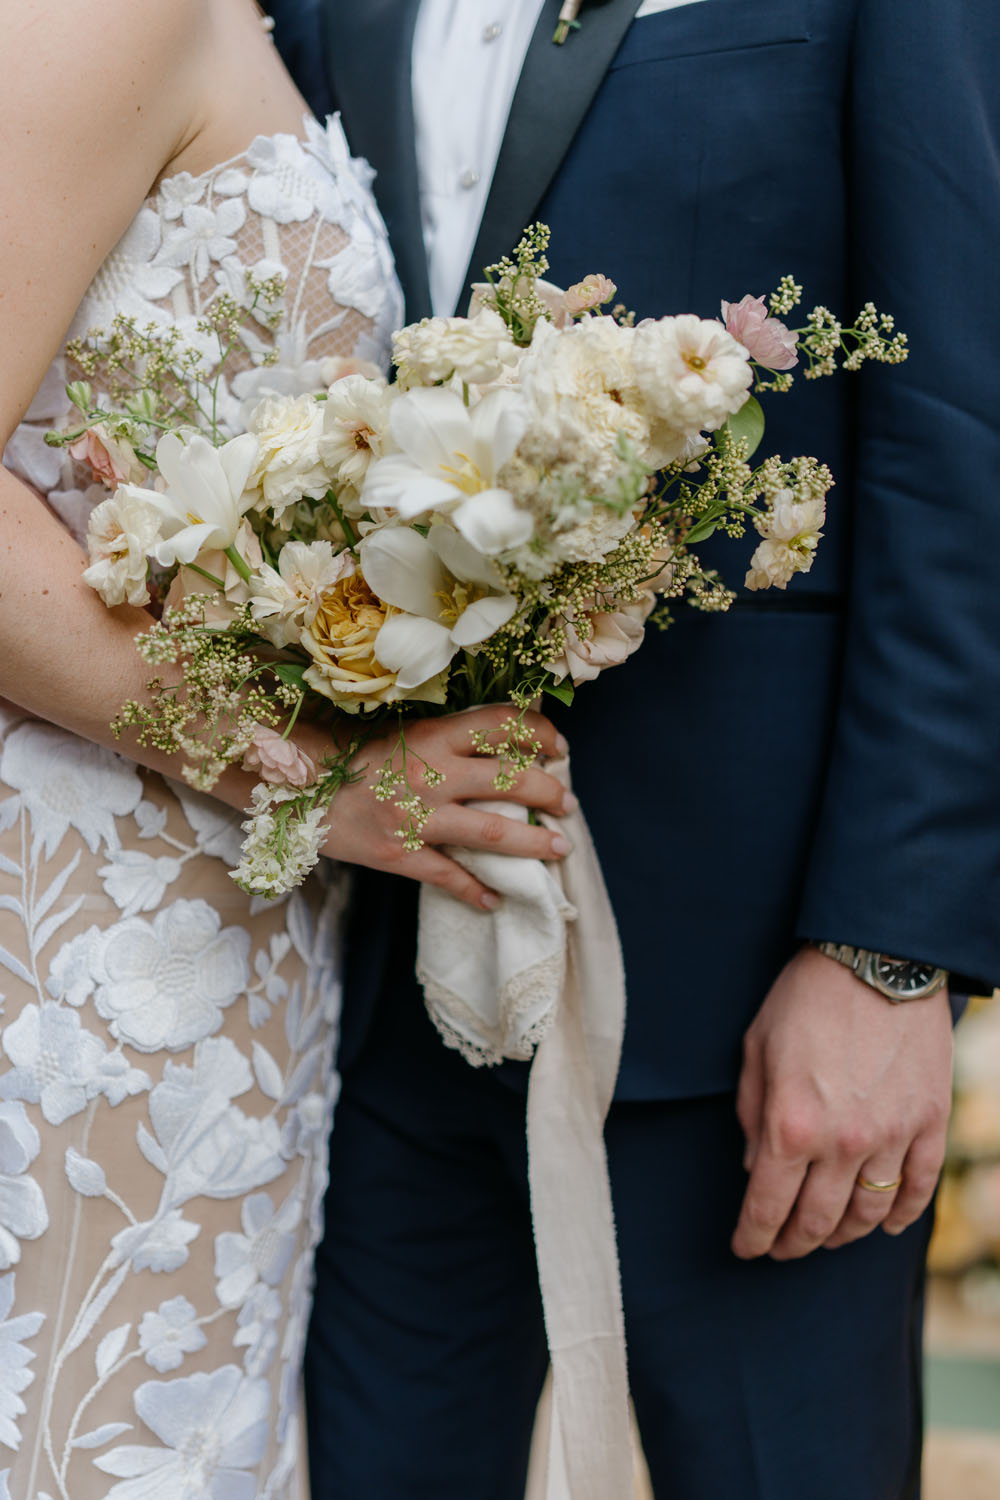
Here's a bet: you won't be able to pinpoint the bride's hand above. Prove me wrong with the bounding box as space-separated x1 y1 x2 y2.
306 707 575 910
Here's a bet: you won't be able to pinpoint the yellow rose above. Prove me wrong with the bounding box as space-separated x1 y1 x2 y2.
301 574 446 712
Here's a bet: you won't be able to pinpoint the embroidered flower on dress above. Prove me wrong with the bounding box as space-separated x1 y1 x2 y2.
92 899 251 1052
0 722 143 859
139 1296 208 1373
0 1272 45 1451
214 1190 301 1308
0 1003 150 1125
94 1365 271 1497
0 1103 49 1270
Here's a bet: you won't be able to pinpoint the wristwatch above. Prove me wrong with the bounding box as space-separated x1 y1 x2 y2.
812 942 948 1002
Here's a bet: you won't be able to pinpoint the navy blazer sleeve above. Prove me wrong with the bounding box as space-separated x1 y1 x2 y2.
796 0 1000 986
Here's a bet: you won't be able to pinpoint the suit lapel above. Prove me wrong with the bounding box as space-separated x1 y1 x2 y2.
460 0 645 308
324 0 433 320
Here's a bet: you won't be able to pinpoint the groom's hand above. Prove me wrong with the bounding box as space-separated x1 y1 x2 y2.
732 945 952 1260
314 707 575 910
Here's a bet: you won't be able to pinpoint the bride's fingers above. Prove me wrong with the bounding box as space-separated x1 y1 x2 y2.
440 706 566 760
424 804 571 863
453 761 575 816
380 843 499 911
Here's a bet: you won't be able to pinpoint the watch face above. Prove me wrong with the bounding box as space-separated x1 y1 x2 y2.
873 955 943 998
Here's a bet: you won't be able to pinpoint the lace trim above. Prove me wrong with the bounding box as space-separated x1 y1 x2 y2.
418 951 563 1068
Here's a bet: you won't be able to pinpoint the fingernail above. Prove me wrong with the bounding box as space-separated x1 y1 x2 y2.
480 892 501 911
555 733 569 754
882 1224 904 1237
550 834 572 856
561 791 579 814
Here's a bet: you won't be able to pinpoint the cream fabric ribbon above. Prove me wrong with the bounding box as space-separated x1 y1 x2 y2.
418 756 633 1500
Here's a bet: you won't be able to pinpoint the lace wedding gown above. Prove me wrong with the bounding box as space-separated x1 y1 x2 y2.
0 116 403 1500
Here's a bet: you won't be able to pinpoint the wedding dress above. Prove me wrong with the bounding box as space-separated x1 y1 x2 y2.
0 116 403 1500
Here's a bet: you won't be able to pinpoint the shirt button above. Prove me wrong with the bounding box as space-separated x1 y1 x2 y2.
459 168 481 190
482 21 503 41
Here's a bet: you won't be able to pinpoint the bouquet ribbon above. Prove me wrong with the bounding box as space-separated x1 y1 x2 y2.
417 756 633 1500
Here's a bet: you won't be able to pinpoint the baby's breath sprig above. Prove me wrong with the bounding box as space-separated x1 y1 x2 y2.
373 724 445 852
469 709 544 793
479 224 552 346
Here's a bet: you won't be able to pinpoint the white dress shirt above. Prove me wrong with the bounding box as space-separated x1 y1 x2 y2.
412 0 708 314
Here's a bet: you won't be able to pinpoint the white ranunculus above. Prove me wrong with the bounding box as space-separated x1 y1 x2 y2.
130 431 259 568
246 394 330 522
632 314 752 442
248 540 356 647
82 491 163 607
361 386 533 555
317 373 395 506
393 308 519 388
360 524 517 690
745 490 826 590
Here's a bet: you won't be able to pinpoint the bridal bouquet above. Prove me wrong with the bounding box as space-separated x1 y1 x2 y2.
54 226 906 896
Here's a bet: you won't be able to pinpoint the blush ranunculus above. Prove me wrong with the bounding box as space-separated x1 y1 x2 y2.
721 295 799 371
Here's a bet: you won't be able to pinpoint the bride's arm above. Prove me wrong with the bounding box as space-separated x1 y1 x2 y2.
0 0 573 906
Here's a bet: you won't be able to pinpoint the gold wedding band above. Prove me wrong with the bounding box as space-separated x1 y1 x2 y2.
856 1174 903 1193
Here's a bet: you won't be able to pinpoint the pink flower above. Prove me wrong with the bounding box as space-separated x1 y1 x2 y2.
68 423 144 487
564 274 618 317
721 295 798 371
242 726 318 789
549 601 650 686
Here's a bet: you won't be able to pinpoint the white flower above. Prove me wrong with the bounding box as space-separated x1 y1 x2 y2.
139 1296 207 1373
0 722 143 859
214 1190 301 1308
245 394 330 522
361 387 532 555
152 198 247 284
46 925 102 1006
233 1285 282 1376
0 1003 148 1125
94 1365 270 1497
82 490 163 607
0 1103 48 1270
92 899 251 1052
234 791 329 898
632 314 752 443
247 131 331 222
317 373 395 504
393 308 519 387
516 316 650 490
248 540 355 648
0 1273 45 1451
744 491 826 590
140 1037 285 1208
157 172 207 221
69 207 182 338
111 1211 201 1274
360 524 516 689
126 431 259 569
98 849 184 917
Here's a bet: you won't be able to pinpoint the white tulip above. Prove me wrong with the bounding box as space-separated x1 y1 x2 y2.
361 387 533 555
360 524 517 689
127 431 259 568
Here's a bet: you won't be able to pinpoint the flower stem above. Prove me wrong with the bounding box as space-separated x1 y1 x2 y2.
224 545 253 583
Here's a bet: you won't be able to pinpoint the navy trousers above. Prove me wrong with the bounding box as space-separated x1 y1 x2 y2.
305 927 929 1500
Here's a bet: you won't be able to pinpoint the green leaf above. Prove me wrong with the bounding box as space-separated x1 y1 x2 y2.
718 394 766 460
684 516 719 545
274 663 308 689
542 676 574 706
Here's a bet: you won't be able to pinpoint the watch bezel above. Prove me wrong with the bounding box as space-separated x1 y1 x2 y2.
863 952 948 1002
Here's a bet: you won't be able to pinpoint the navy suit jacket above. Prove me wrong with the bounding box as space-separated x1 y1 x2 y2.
274 0 1000 1098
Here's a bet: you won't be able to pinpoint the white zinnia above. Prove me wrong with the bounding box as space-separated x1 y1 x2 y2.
393 308 519 387
248 540 355 647
361 386 532 555
246 393 330 522
744 490 826 590
632 314 752 448
82 490 163 607
360 524 517 689
126 430 259 568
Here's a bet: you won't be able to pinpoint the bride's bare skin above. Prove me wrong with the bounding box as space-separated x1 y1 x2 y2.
0 0 571 910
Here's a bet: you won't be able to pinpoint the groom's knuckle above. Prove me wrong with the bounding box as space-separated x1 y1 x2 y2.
771 1109 816 1159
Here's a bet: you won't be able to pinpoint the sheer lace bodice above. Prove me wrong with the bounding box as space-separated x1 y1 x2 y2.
0 116 401 1500
4 114 404 541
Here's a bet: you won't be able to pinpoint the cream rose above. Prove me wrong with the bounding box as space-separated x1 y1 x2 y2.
393 309 519 388
300 575 446 712
82 491 163 607
548 599 652 686
317 374 395 508
246 394 330 522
